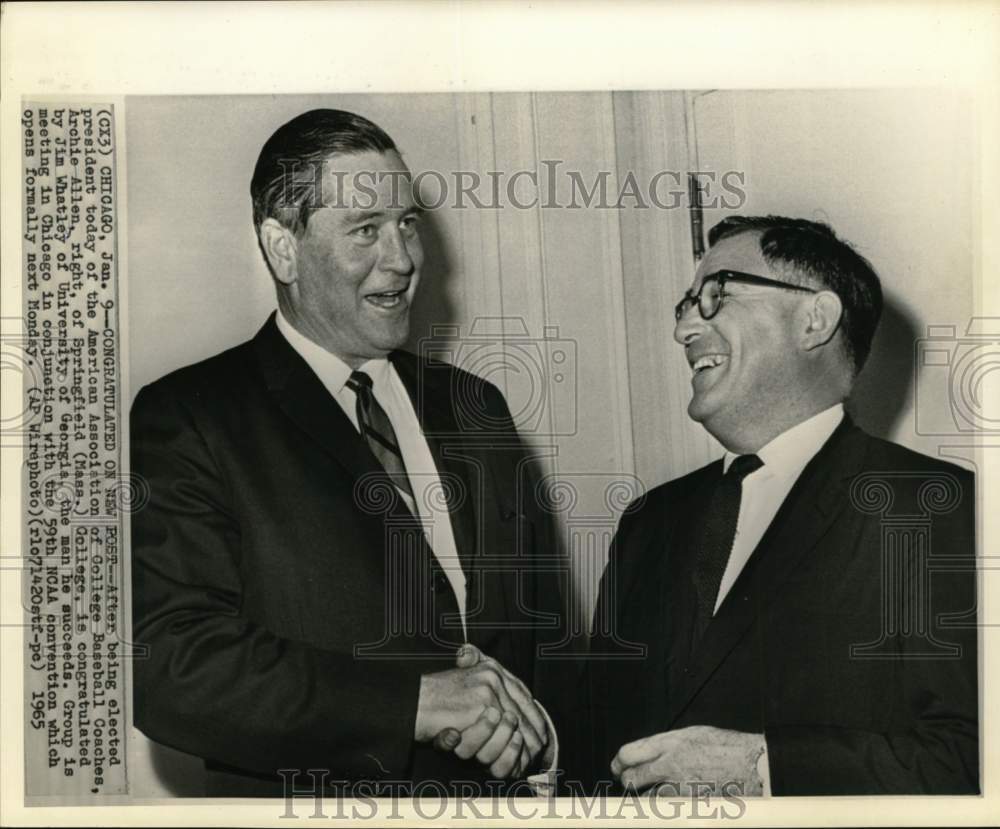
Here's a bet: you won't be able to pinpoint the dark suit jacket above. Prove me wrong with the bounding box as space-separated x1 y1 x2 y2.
581 416 978 795
130 314 564 795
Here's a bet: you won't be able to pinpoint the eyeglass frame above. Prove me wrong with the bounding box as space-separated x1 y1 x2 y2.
674 269 820 322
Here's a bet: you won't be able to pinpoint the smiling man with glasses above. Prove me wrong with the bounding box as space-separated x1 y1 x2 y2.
582 215 978 796
674 269 819 323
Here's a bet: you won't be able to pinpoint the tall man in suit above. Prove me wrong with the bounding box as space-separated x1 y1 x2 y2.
130 109 560 795
587 216 978 795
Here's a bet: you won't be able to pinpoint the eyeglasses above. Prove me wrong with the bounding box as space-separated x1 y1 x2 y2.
674 269 819 322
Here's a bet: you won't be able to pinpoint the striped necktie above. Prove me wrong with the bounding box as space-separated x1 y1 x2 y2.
345 370 414 502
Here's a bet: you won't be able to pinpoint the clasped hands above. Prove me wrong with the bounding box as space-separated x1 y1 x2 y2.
414 644 548 779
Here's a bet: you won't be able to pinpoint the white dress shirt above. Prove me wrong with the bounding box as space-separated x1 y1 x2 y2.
713 402 844 793
715 403 845 613
277 311 559 788
275 310 467 633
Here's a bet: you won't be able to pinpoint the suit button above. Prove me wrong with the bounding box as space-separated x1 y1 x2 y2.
433 571 448 593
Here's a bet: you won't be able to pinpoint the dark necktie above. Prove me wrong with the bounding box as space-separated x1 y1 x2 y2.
345 370 414 502
692 453 764 641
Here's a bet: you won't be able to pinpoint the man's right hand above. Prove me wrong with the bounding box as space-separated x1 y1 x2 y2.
434 705 525 778
415 645 546 777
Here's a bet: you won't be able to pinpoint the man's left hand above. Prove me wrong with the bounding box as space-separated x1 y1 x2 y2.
610 726 765 795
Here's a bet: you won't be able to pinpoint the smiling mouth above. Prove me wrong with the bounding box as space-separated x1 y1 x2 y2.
690 354 728 375
365 289 408 310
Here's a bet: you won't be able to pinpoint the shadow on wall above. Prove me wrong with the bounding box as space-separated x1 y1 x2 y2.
406 207 458 349
847 292 918 439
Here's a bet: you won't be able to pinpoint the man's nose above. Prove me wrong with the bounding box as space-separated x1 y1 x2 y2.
673 303 705 345
378 228 415 274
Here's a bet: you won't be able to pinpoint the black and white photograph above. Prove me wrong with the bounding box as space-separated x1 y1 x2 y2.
2 2 998 826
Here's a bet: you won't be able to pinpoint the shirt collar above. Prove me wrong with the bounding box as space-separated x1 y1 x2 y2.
723 403 845 479
275 308 390 395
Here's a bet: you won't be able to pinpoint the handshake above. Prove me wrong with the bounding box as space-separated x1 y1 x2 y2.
414 644 551 780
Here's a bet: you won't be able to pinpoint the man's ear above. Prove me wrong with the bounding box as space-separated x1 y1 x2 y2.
259 218 298 285
801 291 843 352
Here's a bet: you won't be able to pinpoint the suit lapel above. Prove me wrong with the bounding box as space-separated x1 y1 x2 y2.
668 416 869 725
252 316 465 649
667 466 721 677
390 351 479 572
252 315 409 515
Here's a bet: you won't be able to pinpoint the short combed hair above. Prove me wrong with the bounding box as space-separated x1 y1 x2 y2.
250 108 398 241
708 215 883 374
